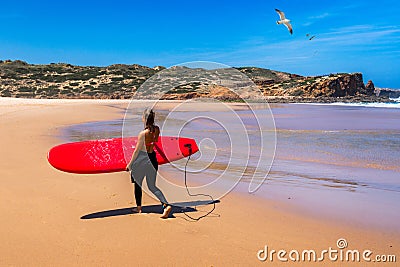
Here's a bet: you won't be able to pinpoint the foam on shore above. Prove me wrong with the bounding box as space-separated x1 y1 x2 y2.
295 101 400 109
0 97 132 106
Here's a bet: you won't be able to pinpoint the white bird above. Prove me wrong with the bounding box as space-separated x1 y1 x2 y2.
275 8 293 35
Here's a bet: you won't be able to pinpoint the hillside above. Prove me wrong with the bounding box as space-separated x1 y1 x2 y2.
0 60 394 102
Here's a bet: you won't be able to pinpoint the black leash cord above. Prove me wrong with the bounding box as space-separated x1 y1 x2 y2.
183 154 216 221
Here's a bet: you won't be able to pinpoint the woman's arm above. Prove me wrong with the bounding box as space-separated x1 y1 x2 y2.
126 131 145 171
154 126 160 142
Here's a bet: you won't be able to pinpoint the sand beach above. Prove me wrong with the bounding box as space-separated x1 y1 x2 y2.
0 97 399 266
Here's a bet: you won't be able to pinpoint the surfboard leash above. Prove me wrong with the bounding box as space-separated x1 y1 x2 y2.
182 144 216 221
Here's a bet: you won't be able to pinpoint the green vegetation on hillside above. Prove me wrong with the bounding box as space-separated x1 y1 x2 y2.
0 60 381 101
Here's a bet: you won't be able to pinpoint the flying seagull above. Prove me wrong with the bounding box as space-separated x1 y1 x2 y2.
306 33 316 40
275 8 293 34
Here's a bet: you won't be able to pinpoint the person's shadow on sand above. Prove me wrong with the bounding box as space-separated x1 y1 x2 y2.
80 200 220 220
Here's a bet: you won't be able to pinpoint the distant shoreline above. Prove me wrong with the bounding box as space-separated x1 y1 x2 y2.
2 60 399 102
0 95 397 105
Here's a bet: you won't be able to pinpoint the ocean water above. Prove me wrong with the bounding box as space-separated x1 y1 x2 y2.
62 102 400 230
267 104 400 230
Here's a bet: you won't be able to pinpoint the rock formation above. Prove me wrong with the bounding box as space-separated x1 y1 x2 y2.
0 60 395 102
365 80 375 96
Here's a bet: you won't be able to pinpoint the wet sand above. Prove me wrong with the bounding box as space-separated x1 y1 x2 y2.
0 97 399 266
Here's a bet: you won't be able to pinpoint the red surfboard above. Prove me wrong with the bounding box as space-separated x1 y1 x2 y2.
48 136 198 174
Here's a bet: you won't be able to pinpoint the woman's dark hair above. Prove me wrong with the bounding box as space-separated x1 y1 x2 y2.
143 108 155 132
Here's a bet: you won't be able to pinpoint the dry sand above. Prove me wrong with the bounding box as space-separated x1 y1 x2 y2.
0 97 398 266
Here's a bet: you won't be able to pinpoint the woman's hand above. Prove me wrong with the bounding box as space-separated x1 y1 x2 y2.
126 131 145 173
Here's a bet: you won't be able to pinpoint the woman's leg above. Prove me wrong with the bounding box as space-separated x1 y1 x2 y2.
148 151 158 171
145 162 172 218
147 152 167 205
133 181 142 207
131 169 145 212
145 166 168 205
147 152 171 218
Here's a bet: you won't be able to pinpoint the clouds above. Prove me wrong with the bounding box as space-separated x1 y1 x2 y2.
309 12 331 20
300 2 364 27
316 25 400 48
1 0 399 87
303 12 332 26
204 21 400 87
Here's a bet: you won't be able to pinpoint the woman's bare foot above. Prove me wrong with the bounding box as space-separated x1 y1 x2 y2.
132 206 142 213
160 205 172 219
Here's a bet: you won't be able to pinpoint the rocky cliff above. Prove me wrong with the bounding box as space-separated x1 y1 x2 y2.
0 60 394 102
256 72 374 98
375 88 400 99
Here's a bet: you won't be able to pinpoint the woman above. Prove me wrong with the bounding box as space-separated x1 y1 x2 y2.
126 108 172 219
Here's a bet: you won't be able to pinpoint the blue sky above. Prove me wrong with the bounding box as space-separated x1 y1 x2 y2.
1 0 400 88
